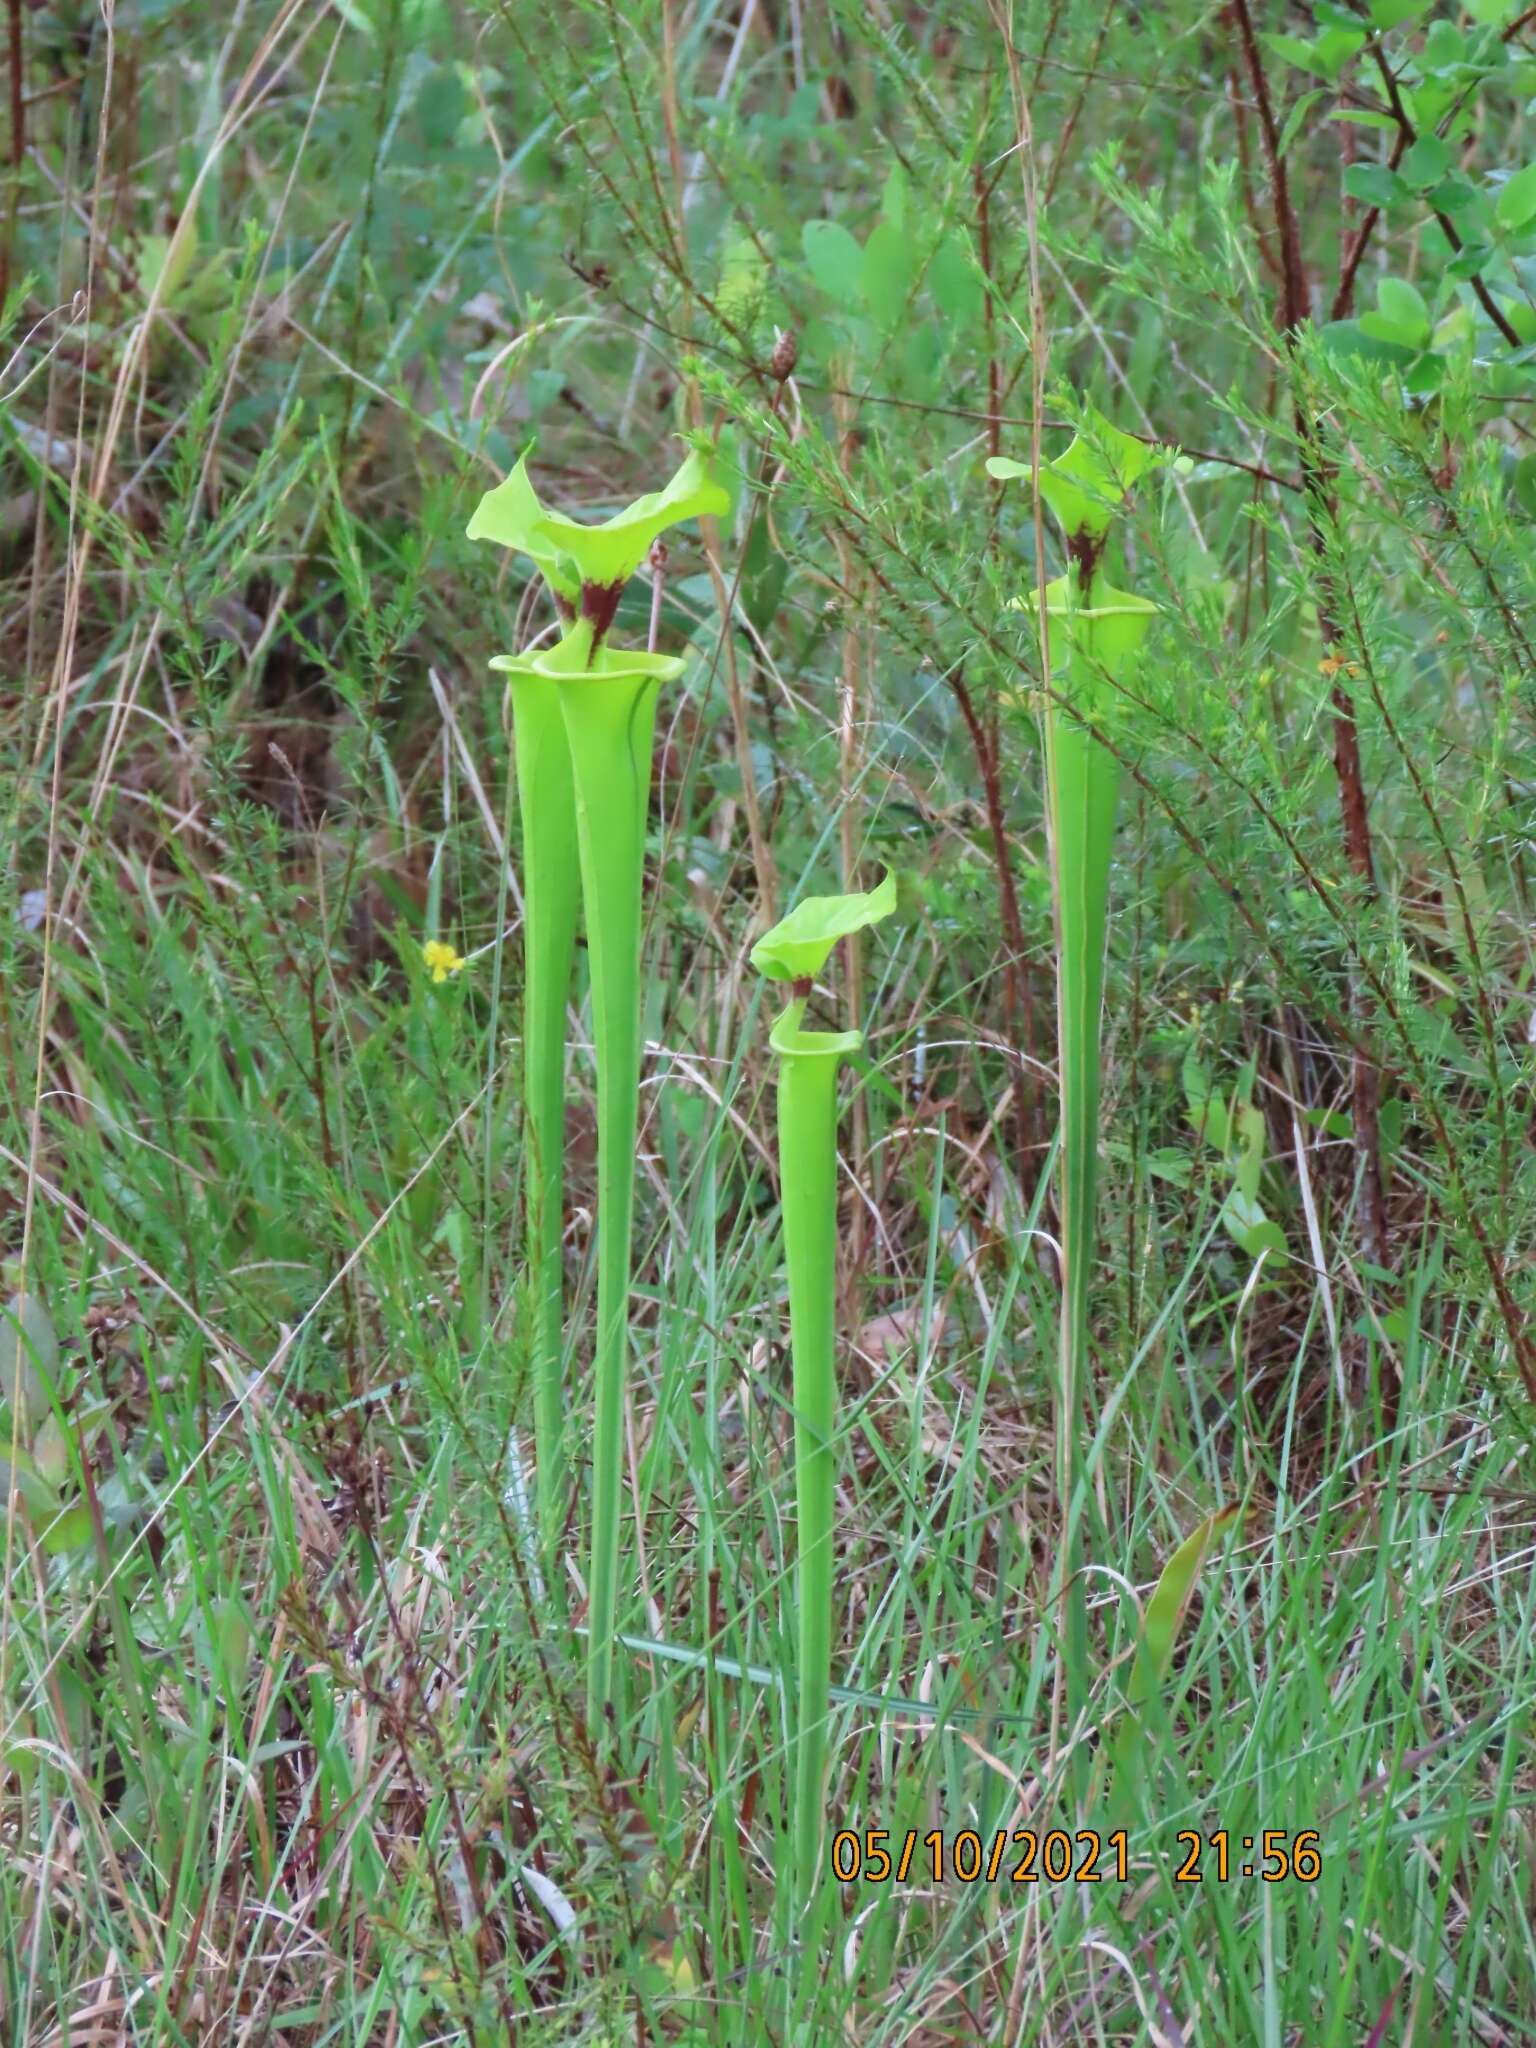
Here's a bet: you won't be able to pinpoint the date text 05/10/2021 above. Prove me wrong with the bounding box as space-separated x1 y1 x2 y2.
828 1829 1324 1886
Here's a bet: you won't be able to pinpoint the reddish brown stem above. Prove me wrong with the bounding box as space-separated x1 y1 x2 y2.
1 0 22 310
972 157 1040 1192
1231 0 1391 1281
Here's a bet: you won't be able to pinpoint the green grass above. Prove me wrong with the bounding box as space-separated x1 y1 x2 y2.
3 0 1536 2041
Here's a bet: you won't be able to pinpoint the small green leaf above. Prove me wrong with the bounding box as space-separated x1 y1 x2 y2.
1222 1187 1289 1262
1343 163 1408 209
1496 163 1536 232
1265 27 1364 79
1 1288 58 1423
415 64 465 149
929 230 982 322
1428 175 1481 215
1445 239 1495 279
1130 1505 1242 1708
802 218 864 304
1421 19 1466 71
1401 135 1452 188
1367 0 1429 24
1278 88 1328 160
751 871 898 983
1368 275 1431 346
860 220 913 324
880 163 908 230
1500 298 1536 343
39 1501 93 1556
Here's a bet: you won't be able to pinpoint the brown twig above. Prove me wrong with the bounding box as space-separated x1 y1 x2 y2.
1231 0 1391 1285
0 0 22 312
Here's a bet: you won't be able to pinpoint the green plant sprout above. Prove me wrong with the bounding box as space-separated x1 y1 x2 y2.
1104 1502 1240 1826
469 445 728 1722
988 410 1162 1753
751 869 897 1906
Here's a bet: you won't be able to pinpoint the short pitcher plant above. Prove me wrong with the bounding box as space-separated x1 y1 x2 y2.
469 444 728 1723
751 871 896 1906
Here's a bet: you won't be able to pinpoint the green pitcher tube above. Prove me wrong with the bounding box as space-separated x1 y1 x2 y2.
557 653 677 1724
1036 569 1157 1412
471 443 729 1732
772 1001 863 1901
506 672 581 1563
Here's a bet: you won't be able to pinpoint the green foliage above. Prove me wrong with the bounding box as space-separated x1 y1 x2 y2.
2 0 1535 2039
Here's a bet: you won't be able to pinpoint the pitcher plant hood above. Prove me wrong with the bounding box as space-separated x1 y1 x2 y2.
751 870 897 985
468 442 730 640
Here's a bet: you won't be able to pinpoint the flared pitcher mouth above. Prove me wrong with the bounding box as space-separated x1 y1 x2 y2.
490 645 687 686
768 1000 864 1061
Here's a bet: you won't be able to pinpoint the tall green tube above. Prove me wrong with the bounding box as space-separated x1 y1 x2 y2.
498 629 683 1722
1037 570 1156 1490
772 1003 862 1899
505 673 581 1561
990 416 1162 1755
471 442 728 1728
751 871 896 1908
557 654 677 1723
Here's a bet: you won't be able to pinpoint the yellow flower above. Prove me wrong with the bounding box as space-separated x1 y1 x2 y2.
422 940 466 984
